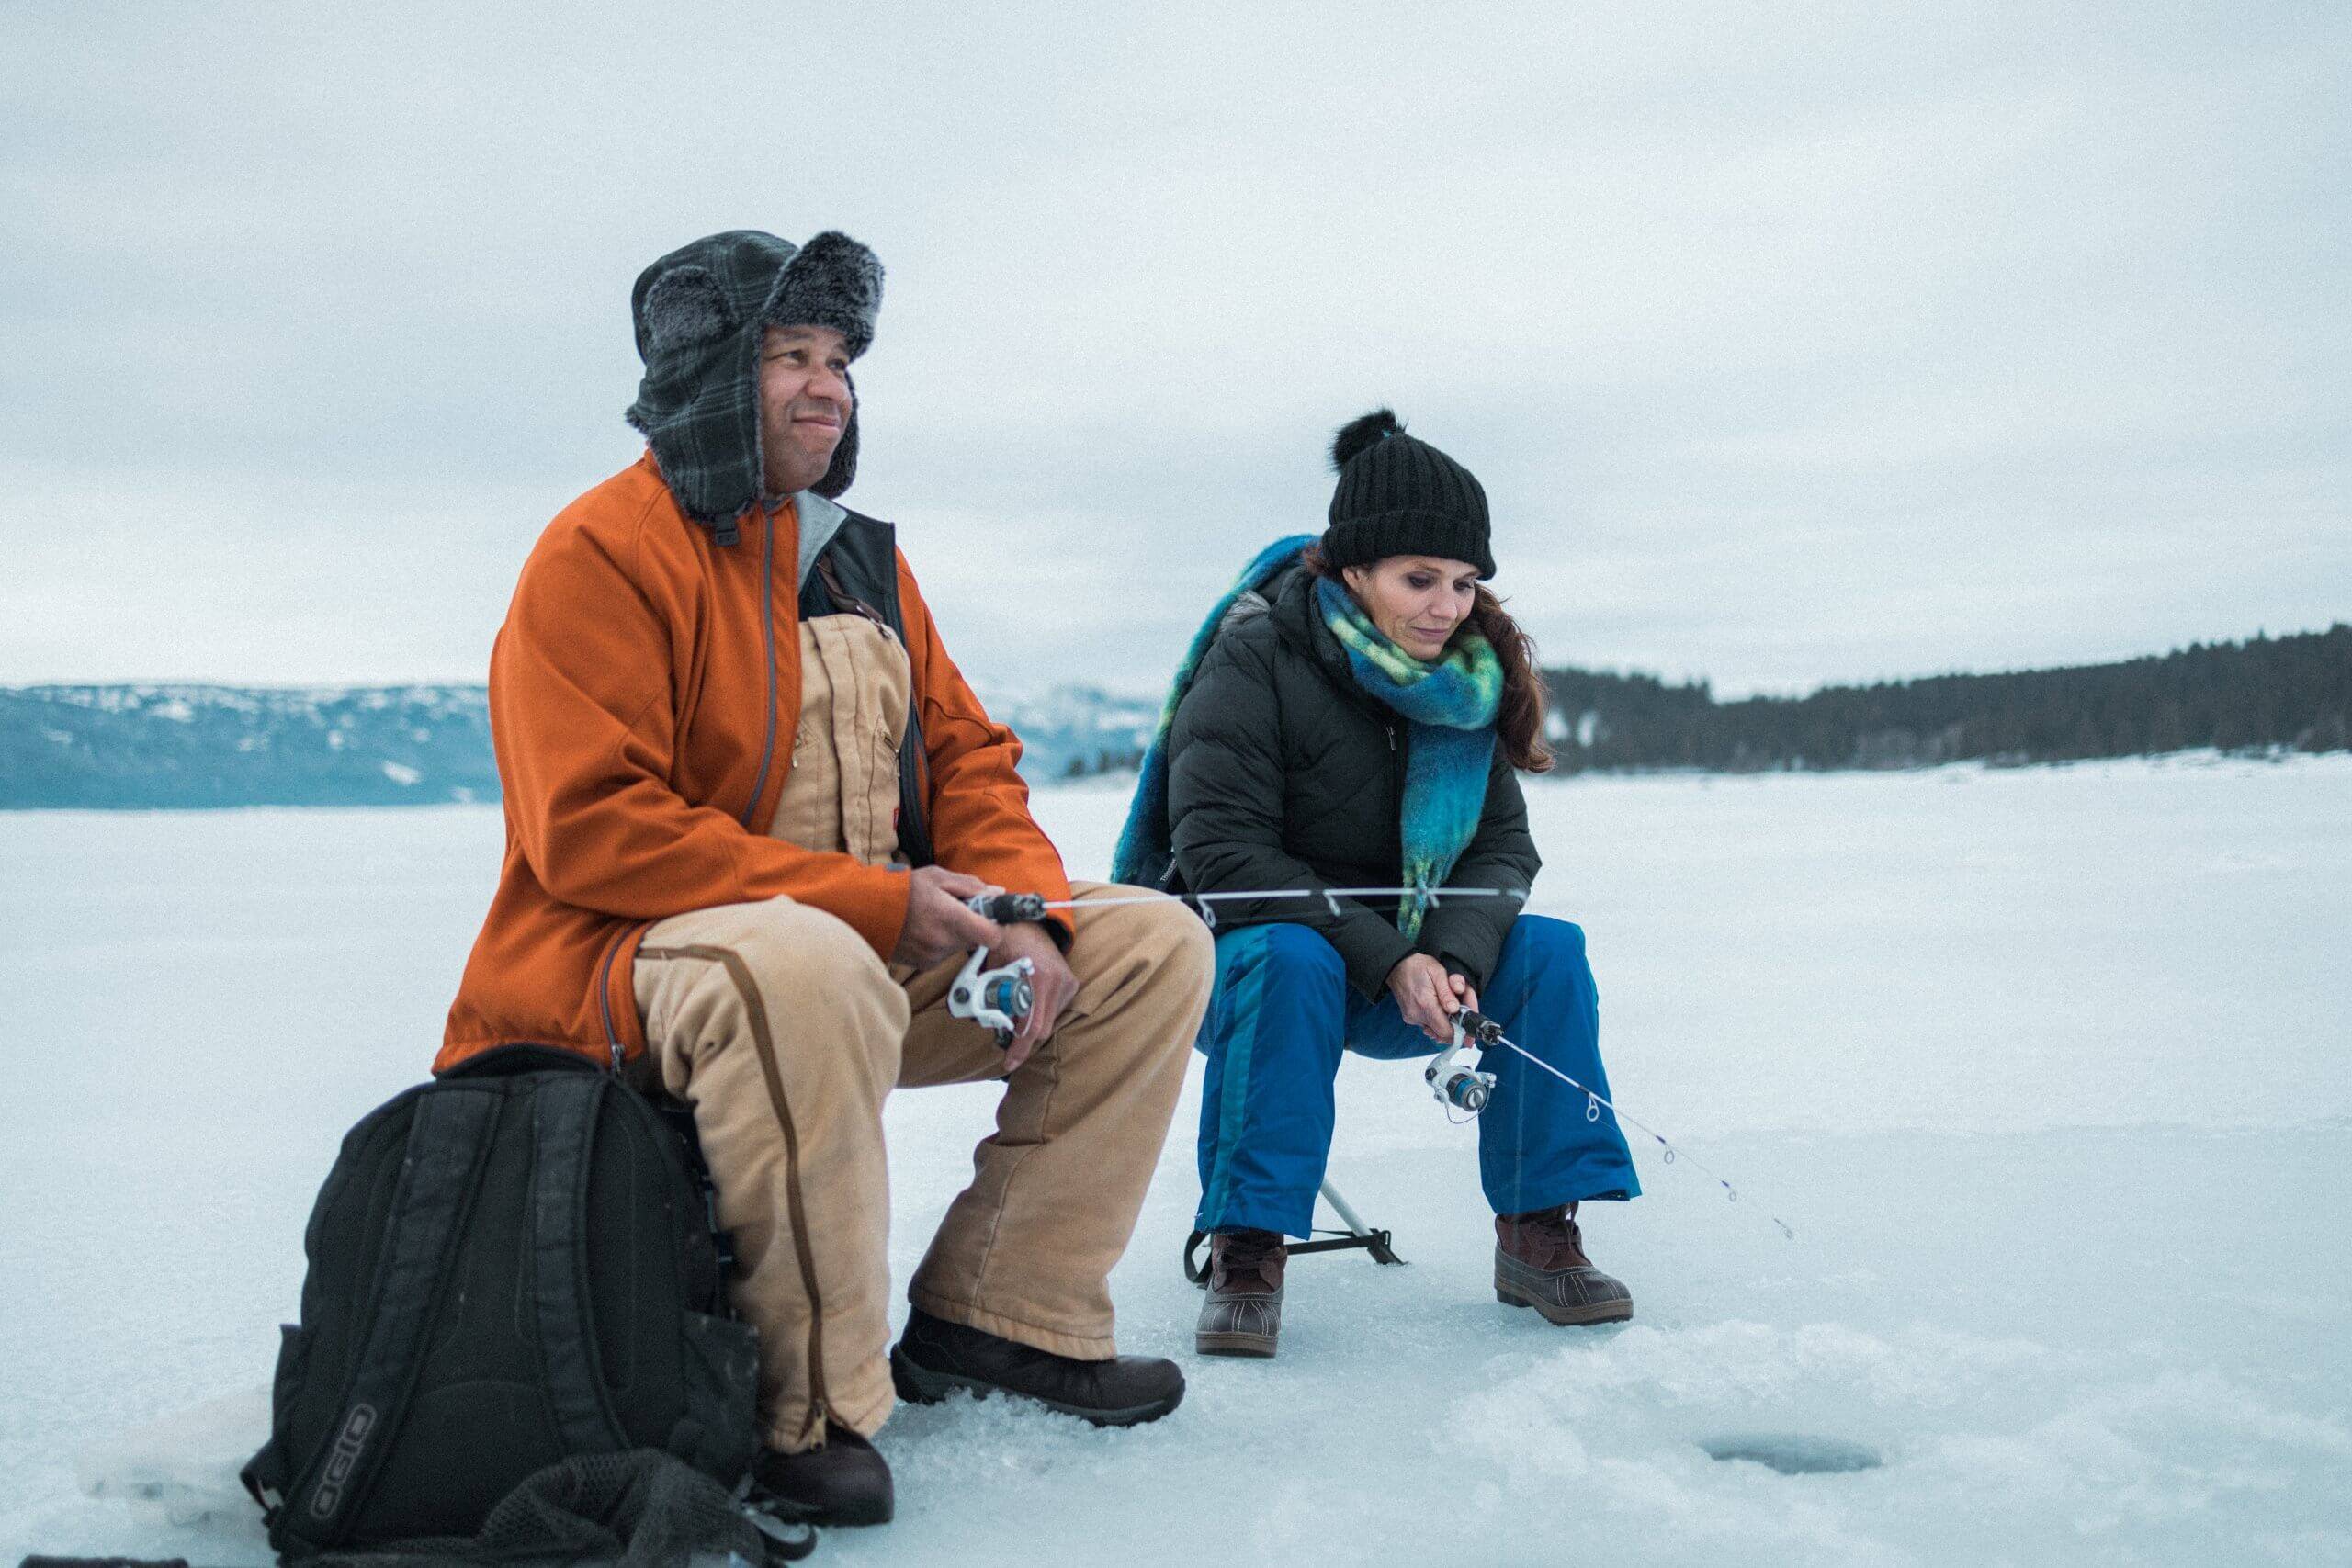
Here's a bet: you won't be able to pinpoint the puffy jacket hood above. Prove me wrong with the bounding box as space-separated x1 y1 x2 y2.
625 229 884 536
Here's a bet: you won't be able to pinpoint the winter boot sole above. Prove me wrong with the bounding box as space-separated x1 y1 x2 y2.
1496 1284 1634 1325
1194 1327 1279 1358
888 1345 1186 1427
756 1486 890 1529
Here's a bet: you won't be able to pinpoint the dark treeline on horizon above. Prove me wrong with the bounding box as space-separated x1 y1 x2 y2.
1541 625 2352 773
5 626 2348 807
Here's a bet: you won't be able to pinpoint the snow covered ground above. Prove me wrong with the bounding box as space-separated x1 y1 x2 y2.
3 755 2346 1565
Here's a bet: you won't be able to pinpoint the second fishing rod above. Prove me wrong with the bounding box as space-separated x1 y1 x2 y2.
942 884 1522 1043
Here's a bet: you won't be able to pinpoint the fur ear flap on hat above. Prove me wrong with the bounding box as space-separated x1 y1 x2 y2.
1332 407 1405 471
639 264 735 353
762 231 885 359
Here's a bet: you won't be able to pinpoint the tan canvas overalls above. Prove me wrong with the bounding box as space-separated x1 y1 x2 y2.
628 607 1210 1451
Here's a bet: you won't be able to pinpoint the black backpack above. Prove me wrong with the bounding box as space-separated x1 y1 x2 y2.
240 1046 763 1559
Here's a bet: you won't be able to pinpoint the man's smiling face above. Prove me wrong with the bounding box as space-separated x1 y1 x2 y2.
758 324 852 496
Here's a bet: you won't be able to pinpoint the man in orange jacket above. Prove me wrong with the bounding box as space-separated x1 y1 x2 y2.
441 229 1214 1527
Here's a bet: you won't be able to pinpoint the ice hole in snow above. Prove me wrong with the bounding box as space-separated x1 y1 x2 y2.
1699 1432 1884 1474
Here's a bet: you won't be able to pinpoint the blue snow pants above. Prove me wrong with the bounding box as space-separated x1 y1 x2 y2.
1194 916 1641 1238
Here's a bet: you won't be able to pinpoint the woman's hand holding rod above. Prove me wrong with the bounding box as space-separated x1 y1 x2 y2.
1387 953 1476 1043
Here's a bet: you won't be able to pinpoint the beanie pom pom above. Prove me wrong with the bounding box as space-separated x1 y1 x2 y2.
1330 408 1404 472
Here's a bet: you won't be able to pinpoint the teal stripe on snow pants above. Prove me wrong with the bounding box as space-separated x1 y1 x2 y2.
1194 917 1641 1238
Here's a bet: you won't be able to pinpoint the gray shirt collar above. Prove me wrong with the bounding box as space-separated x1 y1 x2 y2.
790 491 849 590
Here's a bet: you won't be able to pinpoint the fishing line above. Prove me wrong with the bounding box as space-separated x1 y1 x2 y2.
1455 1011 1797 1242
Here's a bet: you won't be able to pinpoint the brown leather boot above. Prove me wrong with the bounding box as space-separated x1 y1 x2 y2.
1195 1227 1287 1357
1494 1203 1633 1325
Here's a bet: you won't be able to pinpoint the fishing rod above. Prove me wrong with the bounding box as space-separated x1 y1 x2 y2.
967 886 1527 930
946 886 1522 1043
946 886 1520 1043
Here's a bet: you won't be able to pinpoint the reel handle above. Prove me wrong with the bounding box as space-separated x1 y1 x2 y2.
966 891 1049 925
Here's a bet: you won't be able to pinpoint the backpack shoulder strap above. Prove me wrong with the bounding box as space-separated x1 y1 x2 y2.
528 1072 630 1456
275 1085 500 1551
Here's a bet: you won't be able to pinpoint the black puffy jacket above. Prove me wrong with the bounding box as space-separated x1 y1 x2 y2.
1166 564 1541 1000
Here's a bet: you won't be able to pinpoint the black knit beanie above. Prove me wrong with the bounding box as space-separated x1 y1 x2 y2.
1321 409 1494 579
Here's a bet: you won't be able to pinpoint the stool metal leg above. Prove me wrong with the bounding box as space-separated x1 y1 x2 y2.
1319 1179 1374 1236
1188 1178 1405 1281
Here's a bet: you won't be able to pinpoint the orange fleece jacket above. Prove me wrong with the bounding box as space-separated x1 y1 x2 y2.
437 454 1072 1071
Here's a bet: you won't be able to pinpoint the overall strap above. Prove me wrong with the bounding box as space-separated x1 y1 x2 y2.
808 513 935 868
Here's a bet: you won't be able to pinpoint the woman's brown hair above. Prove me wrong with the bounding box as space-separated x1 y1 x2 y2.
1302 546 1556 773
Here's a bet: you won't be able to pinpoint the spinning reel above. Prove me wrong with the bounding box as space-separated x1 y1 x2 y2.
946 891 1046 1047
948 947 1034 1045
1425 1008 1503 1114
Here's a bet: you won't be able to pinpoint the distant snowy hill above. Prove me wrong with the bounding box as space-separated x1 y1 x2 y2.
0 685 499 808
0 682 1160 808
968 682 1159 778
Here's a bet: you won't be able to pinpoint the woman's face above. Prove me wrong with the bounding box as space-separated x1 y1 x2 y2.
1340 555 1481 660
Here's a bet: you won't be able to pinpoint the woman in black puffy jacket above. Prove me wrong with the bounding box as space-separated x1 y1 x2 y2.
1114 410 1642 1359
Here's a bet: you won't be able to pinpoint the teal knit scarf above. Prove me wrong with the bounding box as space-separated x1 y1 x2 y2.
1314 575 1501 936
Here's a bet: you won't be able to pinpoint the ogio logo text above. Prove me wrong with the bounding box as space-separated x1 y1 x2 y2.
307 1403 379 1519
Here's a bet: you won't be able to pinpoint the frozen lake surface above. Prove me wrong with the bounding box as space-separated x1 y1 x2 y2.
3 755 2347 1565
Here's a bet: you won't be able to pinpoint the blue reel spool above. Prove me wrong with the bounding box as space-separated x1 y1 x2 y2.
985 971 1034 1027
1432 1063 1491 1113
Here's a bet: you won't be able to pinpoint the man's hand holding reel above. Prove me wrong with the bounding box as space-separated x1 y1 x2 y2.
888 868 1070 1071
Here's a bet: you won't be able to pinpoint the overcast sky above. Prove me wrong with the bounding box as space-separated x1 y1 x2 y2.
4 2 2345 697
